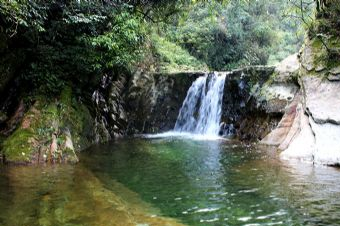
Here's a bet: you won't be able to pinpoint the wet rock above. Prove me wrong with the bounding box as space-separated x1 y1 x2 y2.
49 133 58 163
2 88 94 164
62 128 79 163
92 70 129 142
257 54 299 114
265 75 340 165
127 71 204 134
260 84 298 113
278 102 304 151
280 107 340 166
219 122 236 137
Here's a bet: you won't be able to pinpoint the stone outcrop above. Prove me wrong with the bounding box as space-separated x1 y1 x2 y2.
126 71 204 134
126 65 297 142
1 88 94 164
279 76 340 166
126 67 286 141
220 65 297 141
92 71 129 142
260 54 301 146
262 36 340 166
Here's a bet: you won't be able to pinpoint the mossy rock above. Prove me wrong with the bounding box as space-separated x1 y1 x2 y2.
2 129 36 162
2 87 95 164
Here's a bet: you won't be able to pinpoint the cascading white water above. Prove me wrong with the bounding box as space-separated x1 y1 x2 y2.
174 72 227 136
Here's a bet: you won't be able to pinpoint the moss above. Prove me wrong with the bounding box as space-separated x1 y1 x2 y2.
306 35 340 79
327 59 340 69
2 129 36 162
2 86 94 163
71 104 93 150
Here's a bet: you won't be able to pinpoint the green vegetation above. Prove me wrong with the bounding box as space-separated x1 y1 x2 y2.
151 33 208 72
2 128 35 162
2 0 339 163
2 87 92 163
0 0 304 95
158 0 303 70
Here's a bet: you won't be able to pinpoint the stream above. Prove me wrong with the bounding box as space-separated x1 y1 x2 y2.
1 137 340 226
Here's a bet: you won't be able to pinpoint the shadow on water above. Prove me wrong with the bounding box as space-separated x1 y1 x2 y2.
1 137 340 226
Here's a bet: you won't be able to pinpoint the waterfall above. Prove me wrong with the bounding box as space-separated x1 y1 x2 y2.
174 72 227 136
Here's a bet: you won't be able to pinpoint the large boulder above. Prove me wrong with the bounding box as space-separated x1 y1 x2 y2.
262 39 340 166
303 76 340 124
279 77 340 166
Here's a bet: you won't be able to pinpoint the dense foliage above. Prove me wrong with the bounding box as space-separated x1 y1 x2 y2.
0 0 151 95
159 0 303 70
0 0 313 95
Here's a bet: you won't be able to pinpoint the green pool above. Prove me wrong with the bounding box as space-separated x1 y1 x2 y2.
1 137 340 226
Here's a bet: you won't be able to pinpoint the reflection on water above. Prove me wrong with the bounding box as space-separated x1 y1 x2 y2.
0 163 184 226
1 138 340 226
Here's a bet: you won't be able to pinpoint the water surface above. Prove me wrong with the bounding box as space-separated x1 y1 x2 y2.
1 137 340 226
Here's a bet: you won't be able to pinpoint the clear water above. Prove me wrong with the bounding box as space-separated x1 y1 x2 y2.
174 73 227 136
1 138 340 226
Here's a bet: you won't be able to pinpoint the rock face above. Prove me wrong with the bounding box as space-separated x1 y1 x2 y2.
222 67 281 141
126 71 204 134
126 66 297 142
304 76 340 124
2 41 339 166
260 54 301 146
126 67 286 141
92 71 129 142
279 76 340 166
262 37 340 166
1 88 94 164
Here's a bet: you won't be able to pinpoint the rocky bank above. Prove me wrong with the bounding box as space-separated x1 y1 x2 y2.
1 0 340 165
263 38 340 166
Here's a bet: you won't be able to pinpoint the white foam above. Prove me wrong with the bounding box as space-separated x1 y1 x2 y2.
142 131 225 141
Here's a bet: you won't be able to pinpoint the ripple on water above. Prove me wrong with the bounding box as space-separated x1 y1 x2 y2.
2 138 340 226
